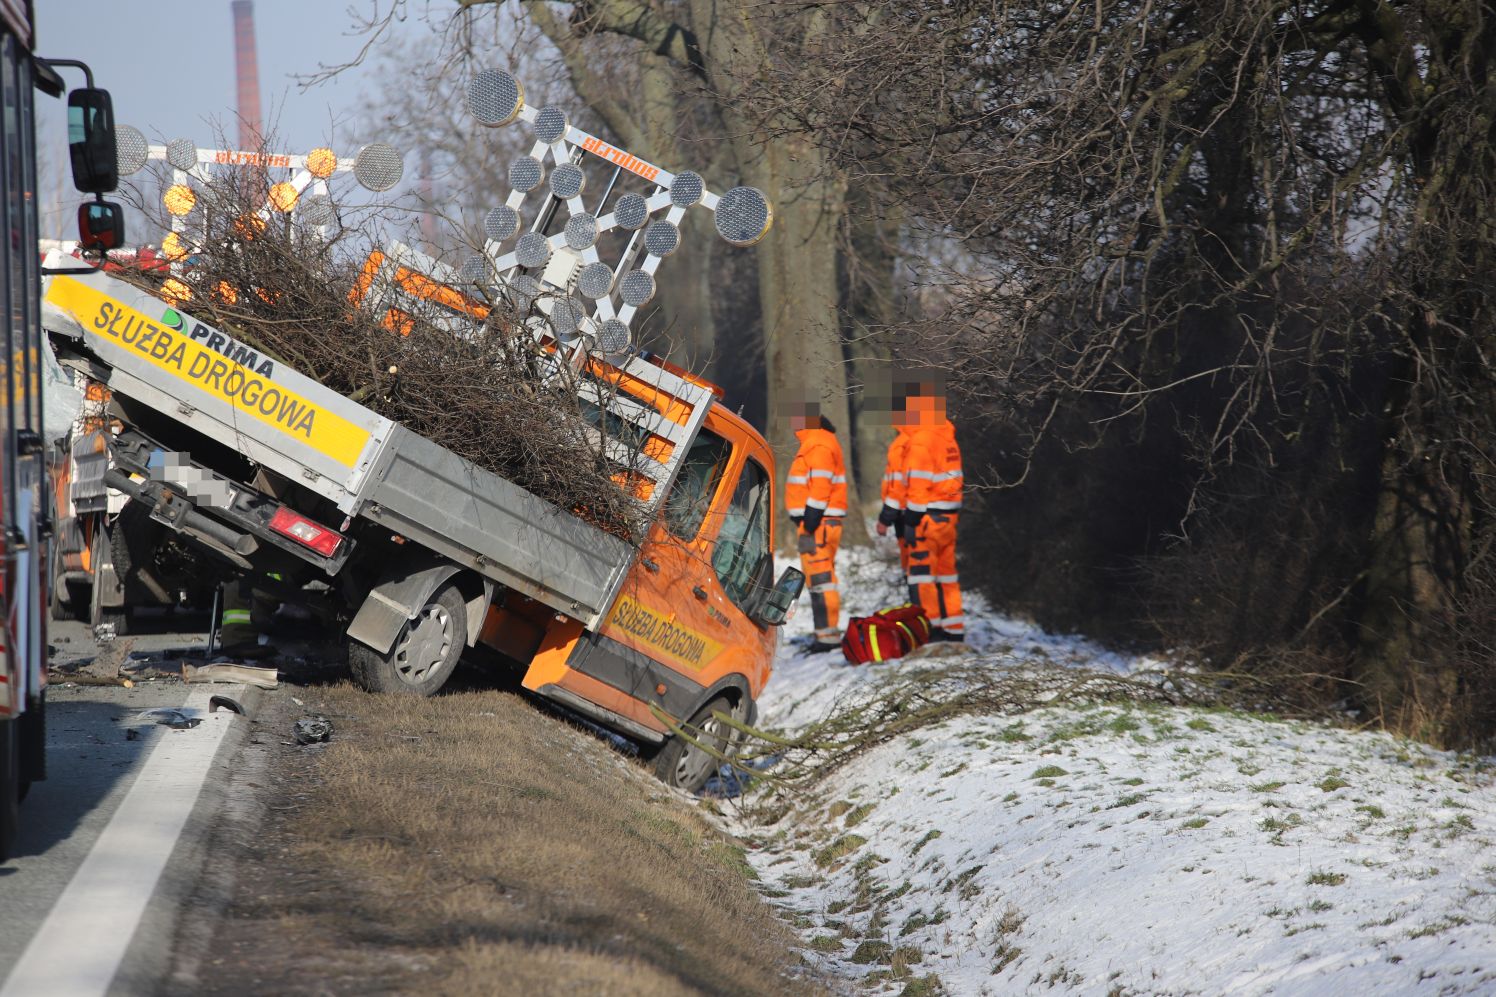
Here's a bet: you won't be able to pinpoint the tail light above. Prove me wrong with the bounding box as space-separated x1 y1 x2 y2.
269 507 343 557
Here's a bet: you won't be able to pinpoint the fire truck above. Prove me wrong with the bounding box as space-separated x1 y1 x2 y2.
40 70 800 794
0 0 125 860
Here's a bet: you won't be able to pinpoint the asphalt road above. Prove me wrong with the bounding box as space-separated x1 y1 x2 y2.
0 614 255 997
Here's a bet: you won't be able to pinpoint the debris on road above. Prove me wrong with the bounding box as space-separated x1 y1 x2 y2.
183 662 279 689
63 674 136 688
209 695 248 717
293 716 332 745
138 708 202 730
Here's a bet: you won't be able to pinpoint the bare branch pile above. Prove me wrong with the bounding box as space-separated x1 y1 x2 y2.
130 174 645 542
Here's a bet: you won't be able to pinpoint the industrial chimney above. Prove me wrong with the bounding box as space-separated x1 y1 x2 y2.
231 0 262 149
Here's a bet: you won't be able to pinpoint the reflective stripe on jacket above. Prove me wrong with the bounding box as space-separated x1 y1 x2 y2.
904 418 962 513
786 427 847 518
880 426 914 510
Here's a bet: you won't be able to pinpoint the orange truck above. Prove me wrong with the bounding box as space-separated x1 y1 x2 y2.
40 255 801 792
40 68 799 792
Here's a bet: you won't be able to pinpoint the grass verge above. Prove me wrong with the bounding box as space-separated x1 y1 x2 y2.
189 683 816 996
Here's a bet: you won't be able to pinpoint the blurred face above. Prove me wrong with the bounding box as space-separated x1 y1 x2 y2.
789 403 819 432
902 392 947 425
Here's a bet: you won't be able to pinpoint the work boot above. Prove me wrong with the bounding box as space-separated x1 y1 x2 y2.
806 640 842 655
930 628 965 643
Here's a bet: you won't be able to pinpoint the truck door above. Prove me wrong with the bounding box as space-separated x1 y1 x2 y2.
557 408 769 726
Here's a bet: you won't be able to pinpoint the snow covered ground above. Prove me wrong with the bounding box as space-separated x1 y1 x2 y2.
735 541 1496 995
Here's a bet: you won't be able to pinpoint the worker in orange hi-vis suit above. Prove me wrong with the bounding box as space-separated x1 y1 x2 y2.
902 390 964 640
876 420 916 585
786 403 848 653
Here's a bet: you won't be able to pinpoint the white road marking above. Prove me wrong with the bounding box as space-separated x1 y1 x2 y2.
0 686 241 997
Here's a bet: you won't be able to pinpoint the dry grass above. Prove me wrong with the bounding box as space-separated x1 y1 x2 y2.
196 684 816 996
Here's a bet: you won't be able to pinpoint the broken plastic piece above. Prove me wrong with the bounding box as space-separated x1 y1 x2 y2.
209 695 247 716
138 708 202 730
293 716 332 745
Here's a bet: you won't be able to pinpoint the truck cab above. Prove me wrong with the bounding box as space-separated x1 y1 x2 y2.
522 400 780 784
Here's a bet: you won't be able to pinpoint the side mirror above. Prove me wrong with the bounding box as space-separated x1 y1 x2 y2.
754 566 804 627
68 87 117 194
78 200 124 253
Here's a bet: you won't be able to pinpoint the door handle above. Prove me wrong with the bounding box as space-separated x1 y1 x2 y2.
692 585 708 601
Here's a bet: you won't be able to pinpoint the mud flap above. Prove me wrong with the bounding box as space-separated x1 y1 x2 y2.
347 559 492 655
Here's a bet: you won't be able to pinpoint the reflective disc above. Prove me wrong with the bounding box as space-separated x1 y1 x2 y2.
613 192 649 230
459 254 491 285
514 232 551 269
564 212 598 251
669 170 704 208
504 274 542 311
484 205 520 242
467 69 524 127
300 194 335 226
598 318 631 356
165 138 197 172
549 162 585 200
163 183 196 217
714 186 773 246
548 296 584 334
115 125 149 176
354 143 404 191
619 269 656 307
534 106 568 144
509 156 543 193
577 262 614 299
643 220 680 257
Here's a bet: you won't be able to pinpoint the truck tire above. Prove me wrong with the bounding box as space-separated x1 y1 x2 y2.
0 719 19 862
89 523 128 636
652 695 734 793
348 583 467 696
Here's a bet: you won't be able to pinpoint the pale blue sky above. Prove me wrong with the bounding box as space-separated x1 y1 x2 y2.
35 0 419 239
38 0 388 150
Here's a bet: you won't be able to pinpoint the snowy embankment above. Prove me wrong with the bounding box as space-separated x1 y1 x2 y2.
737 544 1496 995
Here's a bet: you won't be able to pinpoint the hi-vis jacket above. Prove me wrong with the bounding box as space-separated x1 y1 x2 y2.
880 426 914 513
787 427 848 519
904 419 962 514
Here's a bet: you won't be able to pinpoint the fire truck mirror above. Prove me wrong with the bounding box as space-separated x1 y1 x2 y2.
68 87 119 194
78 199 125 254
756 566 805 627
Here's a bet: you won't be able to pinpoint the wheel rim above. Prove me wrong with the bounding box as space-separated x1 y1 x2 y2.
394 603 453 685
673 710 728 789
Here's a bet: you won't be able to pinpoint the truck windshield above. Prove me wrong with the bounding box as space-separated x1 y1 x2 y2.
711 458 770 611
664 428 732 540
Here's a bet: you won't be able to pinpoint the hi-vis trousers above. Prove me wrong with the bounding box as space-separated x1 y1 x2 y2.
906 513 963 634
800 519 843 642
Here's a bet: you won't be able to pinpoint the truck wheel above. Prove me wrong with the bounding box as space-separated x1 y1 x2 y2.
348 583 467 696
89 524 128 636
0 719 19 862
652 695 734 793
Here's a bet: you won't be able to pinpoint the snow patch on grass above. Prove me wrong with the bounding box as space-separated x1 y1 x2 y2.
741 542 1496 994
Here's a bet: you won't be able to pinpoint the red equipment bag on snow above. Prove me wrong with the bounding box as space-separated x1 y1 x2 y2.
841 603 933 665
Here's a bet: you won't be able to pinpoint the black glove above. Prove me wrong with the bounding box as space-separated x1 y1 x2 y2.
903 510 926 545
790 514 802 528
801 506 825 535
877 503 903 529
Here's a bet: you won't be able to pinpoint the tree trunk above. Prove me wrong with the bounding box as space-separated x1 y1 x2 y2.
842 189 902 526
733 134 862 545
